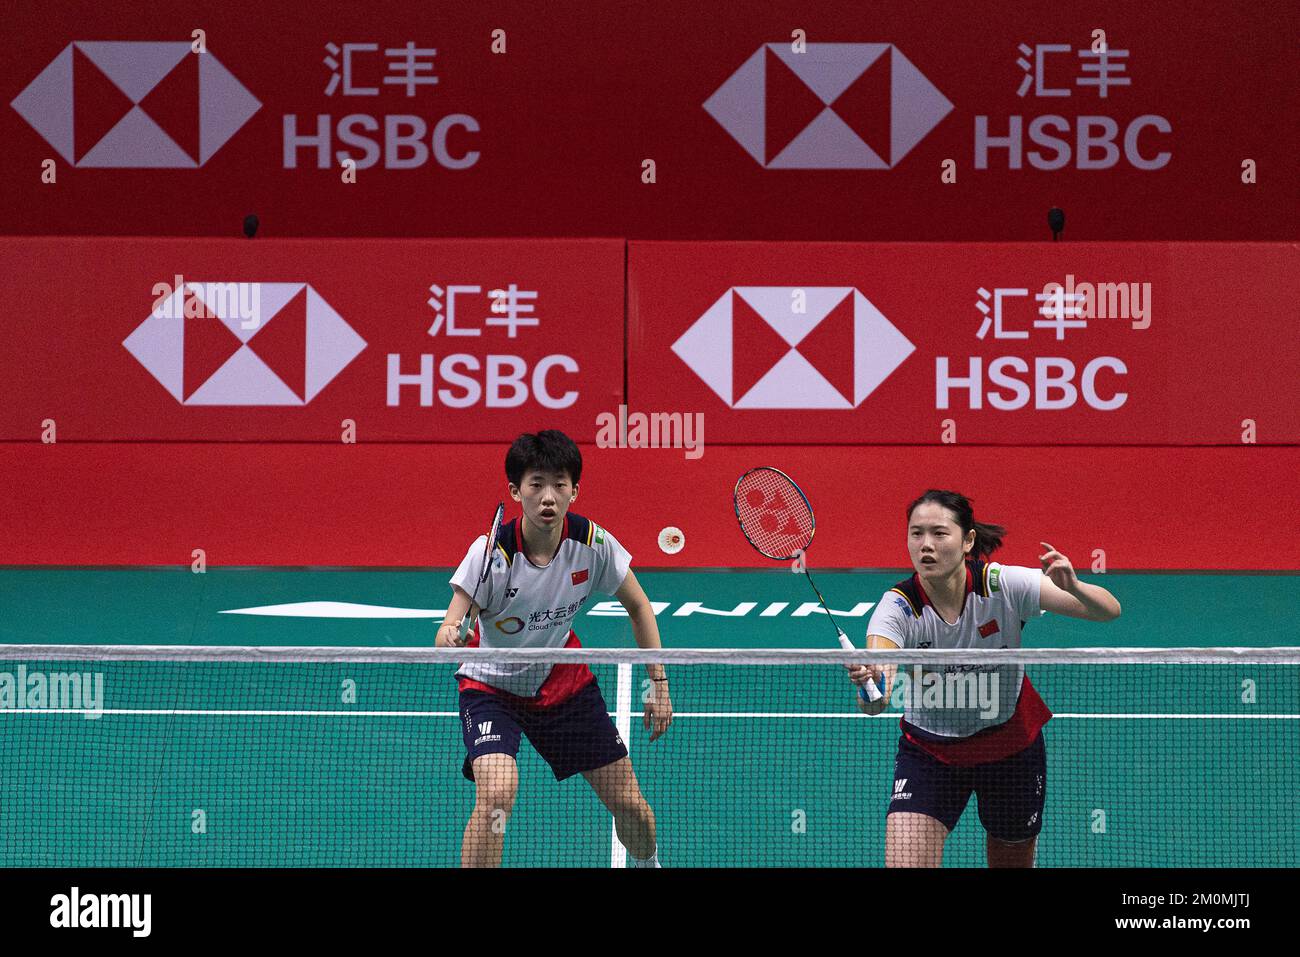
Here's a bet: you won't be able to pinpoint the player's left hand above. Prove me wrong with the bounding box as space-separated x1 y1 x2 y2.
1039 541 1080 592
644 682 673 742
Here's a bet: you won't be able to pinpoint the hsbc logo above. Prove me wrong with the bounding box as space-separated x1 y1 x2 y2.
11 41 260 167
672 287 914 409
705 43 952 168
123 282 366 405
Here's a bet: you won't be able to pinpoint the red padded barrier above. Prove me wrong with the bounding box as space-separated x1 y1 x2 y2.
1 443 1295 569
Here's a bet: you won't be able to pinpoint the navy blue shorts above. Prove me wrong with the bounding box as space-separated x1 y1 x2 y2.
887 732 1047 843
459 681 628 782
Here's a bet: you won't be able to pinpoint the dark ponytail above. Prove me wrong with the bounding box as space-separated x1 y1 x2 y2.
905 489 1007 561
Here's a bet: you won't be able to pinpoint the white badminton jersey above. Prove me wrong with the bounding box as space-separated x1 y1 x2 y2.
866 561 1045 742
450 512 631 703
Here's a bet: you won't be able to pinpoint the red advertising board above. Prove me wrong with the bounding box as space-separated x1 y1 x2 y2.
628 242 1300 444
0 238 622 441
1 0 1295 241
2 443 1296 569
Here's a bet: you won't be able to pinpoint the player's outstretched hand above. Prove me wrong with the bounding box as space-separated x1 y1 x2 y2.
644 683 674 742
435 622 465 647
1039 541 1080 592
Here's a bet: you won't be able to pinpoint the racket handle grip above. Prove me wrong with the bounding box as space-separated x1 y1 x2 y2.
840 632 885 702
457 616 473 643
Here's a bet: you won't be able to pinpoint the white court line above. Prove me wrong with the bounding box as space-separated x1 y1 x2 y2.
611 662 633 869
1 709 1297 719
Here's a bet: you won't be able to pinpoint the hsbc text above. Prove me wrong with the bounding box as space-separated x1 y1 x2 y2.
284 114 480 169
936 356 1127 410
386 354 578 408
974 115 1170 170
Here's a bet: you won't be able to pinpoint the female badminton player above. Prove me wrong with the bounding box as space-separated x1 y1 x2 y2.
848 489 1121 867
436 430 673 867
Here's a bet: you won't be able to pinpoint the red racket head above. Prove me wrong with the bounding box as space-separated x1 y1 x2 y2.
733 467 816 560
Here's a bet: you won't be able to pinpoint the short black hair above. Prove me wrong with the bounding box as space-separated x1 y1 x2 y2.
505 430 583 488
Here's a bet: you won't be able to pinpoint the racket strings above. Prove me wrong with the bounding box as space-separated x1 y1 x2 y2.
734 469 815 559
461 503 503 642
480 506 504 583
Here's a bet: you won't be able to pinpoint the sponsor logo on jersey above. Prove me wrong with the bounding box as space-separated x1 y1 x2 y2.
593 524 606 545
988 566 1002 592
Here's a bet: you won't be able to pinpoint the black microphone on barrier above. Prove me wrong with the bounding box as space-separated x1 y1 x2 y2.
242 214 259 239
1047 207 1065 242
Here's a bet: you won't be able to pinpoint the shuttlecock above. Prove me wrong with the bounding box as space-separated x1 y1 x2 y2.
658 526 685 555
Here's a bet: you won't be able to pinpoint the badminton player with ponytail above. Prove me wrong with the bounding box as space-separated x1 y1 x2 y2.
848 490 1122 868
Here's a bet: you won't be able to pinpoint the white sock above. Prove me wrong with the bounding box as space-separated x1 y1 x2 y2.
629 847 661 868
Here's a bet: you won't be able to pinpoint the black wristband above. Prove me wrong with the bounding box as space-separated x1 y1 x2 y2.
651 677 669 682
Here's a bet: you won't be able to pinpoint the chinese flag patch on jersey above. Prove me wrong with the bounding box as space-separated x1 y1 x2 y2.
571 568 589 586
978 619 1000 638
